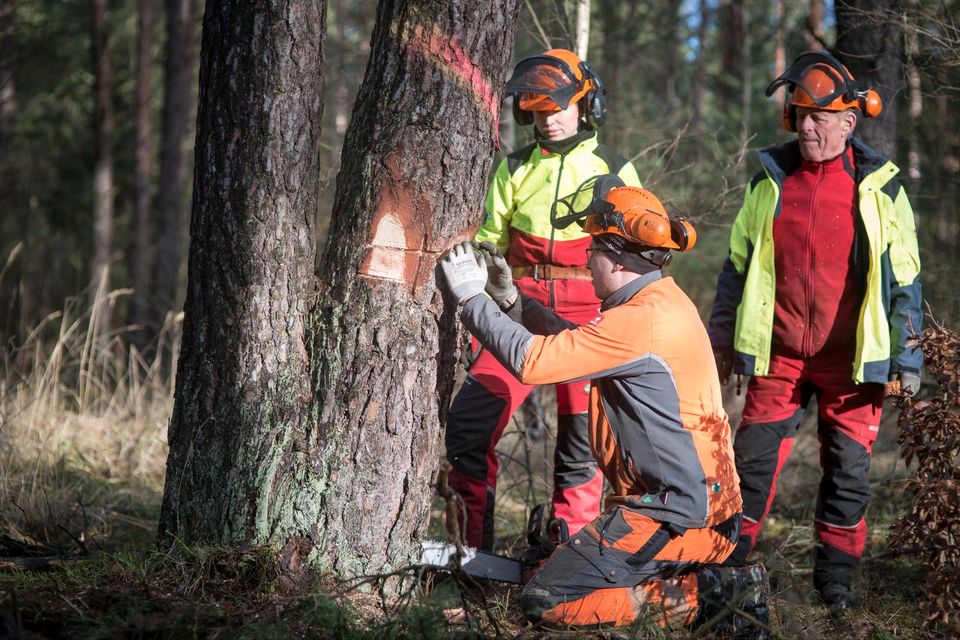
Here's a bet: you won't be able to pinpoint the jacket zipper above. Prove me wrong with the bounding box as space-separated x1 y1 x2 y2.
803 164 824 356
547 152 566 311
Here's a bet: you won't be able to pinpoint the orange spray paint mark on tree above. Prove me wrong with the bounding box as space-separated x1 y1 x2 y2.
358 154 461 296
358 13 498 291
401 19 500 144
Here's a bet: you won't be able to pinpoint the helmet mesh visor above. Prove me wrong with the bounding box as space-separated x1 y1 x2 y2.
506 57 580 110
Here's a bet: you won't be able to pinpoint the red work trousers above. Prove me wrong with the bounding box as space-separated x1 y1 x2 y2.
445 345 602 550
727 348 884 589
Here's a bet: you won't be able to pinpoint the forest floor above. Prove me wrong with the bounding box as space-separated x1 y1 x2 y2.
0 316 944 639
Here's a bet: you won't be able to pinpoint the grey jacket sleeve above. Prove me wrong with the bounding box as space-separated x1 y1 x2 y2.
460 295 535 377
515 293 578 335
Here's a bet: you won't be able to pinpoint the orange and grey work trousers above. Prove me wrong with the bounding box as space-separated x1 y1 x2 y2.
520 506 741 628
445 345 603 550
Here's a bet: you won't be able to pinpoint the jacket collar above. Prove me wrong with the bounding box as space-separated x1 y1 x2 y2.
757 136 894 186
601 270 662 311
536 129 596 156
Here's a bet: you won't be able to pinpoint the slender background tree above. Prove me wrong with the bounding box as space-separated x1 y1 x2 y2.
130 0 155 348
90 0 114 292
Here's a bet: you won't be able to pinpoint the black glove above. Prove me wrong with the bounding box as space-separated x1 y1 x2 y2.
714 347 734 385
476 241 518 308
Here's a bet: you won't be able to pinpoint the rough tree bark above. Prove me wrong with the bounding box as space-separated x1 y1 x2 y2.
310 0 520 576
130 0 155 347
835 0 900 159
159 0 521 578
151 0 198 332
158 0 325 561
90 0 114 286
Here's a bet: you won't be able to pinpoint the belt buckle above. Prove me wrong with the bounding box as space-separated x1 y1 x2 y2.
532 264 541 281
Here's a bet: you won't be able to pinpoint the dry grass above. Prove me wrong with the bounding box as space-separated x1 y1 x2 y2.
0 279 942 638
0 279 178 554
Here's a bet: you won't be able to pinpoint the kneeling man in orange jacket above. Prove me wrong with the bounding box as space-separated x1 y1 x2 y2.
439 176 767 633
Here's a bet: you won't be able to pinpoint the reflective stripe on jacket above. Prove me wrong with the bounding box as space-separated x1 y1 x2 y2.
462 273 742 529
708 138 922 384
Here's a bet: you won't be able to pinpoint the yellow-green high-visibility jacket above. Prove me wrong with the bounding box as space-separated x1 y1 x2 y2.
707 139 923 384
475 131 641 318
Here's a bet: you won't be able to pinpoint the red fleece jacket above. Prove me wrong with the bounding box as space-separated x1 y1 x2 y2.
772 146 863 357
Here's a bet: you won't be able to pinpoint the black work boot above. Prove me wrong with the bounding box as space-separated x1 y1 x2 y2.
818 581 857 611
694 563 770 639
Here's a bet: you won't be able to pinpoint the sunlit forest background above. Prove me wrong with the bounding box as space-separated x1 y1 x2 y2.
0 0 958 637
2 0 958 333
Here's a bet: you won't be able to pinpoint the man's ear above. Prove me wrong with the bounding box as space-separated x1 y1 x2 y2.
841 110 858 135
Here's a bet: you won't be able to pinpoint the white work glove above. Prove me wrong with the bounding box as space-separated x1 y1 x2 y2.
477 241 518 308
440 241 487 305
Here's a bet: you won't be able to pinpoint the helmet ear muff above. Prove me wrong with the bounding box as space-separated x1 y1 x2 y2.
860 89 882 119
512 96 533 126
579 62 608 129
782 100 797 132
640 249 672 268
670 218 697 252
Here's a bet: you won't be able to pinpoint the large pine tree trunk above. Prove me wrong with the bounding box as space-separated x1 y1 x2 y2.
309 0 520 575
130 0 155 347
158 0 326 560
151 0 198 332
90 0 114 286
835 0 900 159
159 0 520 578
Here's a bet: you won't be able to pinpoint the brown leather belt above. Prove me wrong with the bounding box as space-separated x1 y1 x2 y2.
512 265 593 281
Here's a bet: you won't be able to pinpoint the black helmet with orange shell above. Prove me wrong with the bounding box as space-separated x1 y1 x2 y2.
505 48 608 129
766 50 882 132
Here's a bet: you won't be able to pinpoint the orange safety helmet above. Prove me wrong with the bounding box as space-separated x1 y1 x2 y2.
590 186 696 251
551 175 696 252
506 48 608 128
766 51 882 132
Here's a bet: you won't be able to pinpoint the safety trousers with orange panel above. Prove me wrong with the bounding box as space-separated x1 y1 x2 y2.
723 346 884 590
520 507 741 628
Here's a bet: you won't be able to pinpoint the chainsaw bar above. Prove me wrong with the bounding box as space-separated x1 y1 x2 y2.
420 540 523 584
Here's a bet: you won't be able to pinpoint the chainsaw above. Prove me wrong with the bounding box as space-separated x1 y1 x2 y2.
419 504 563 584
